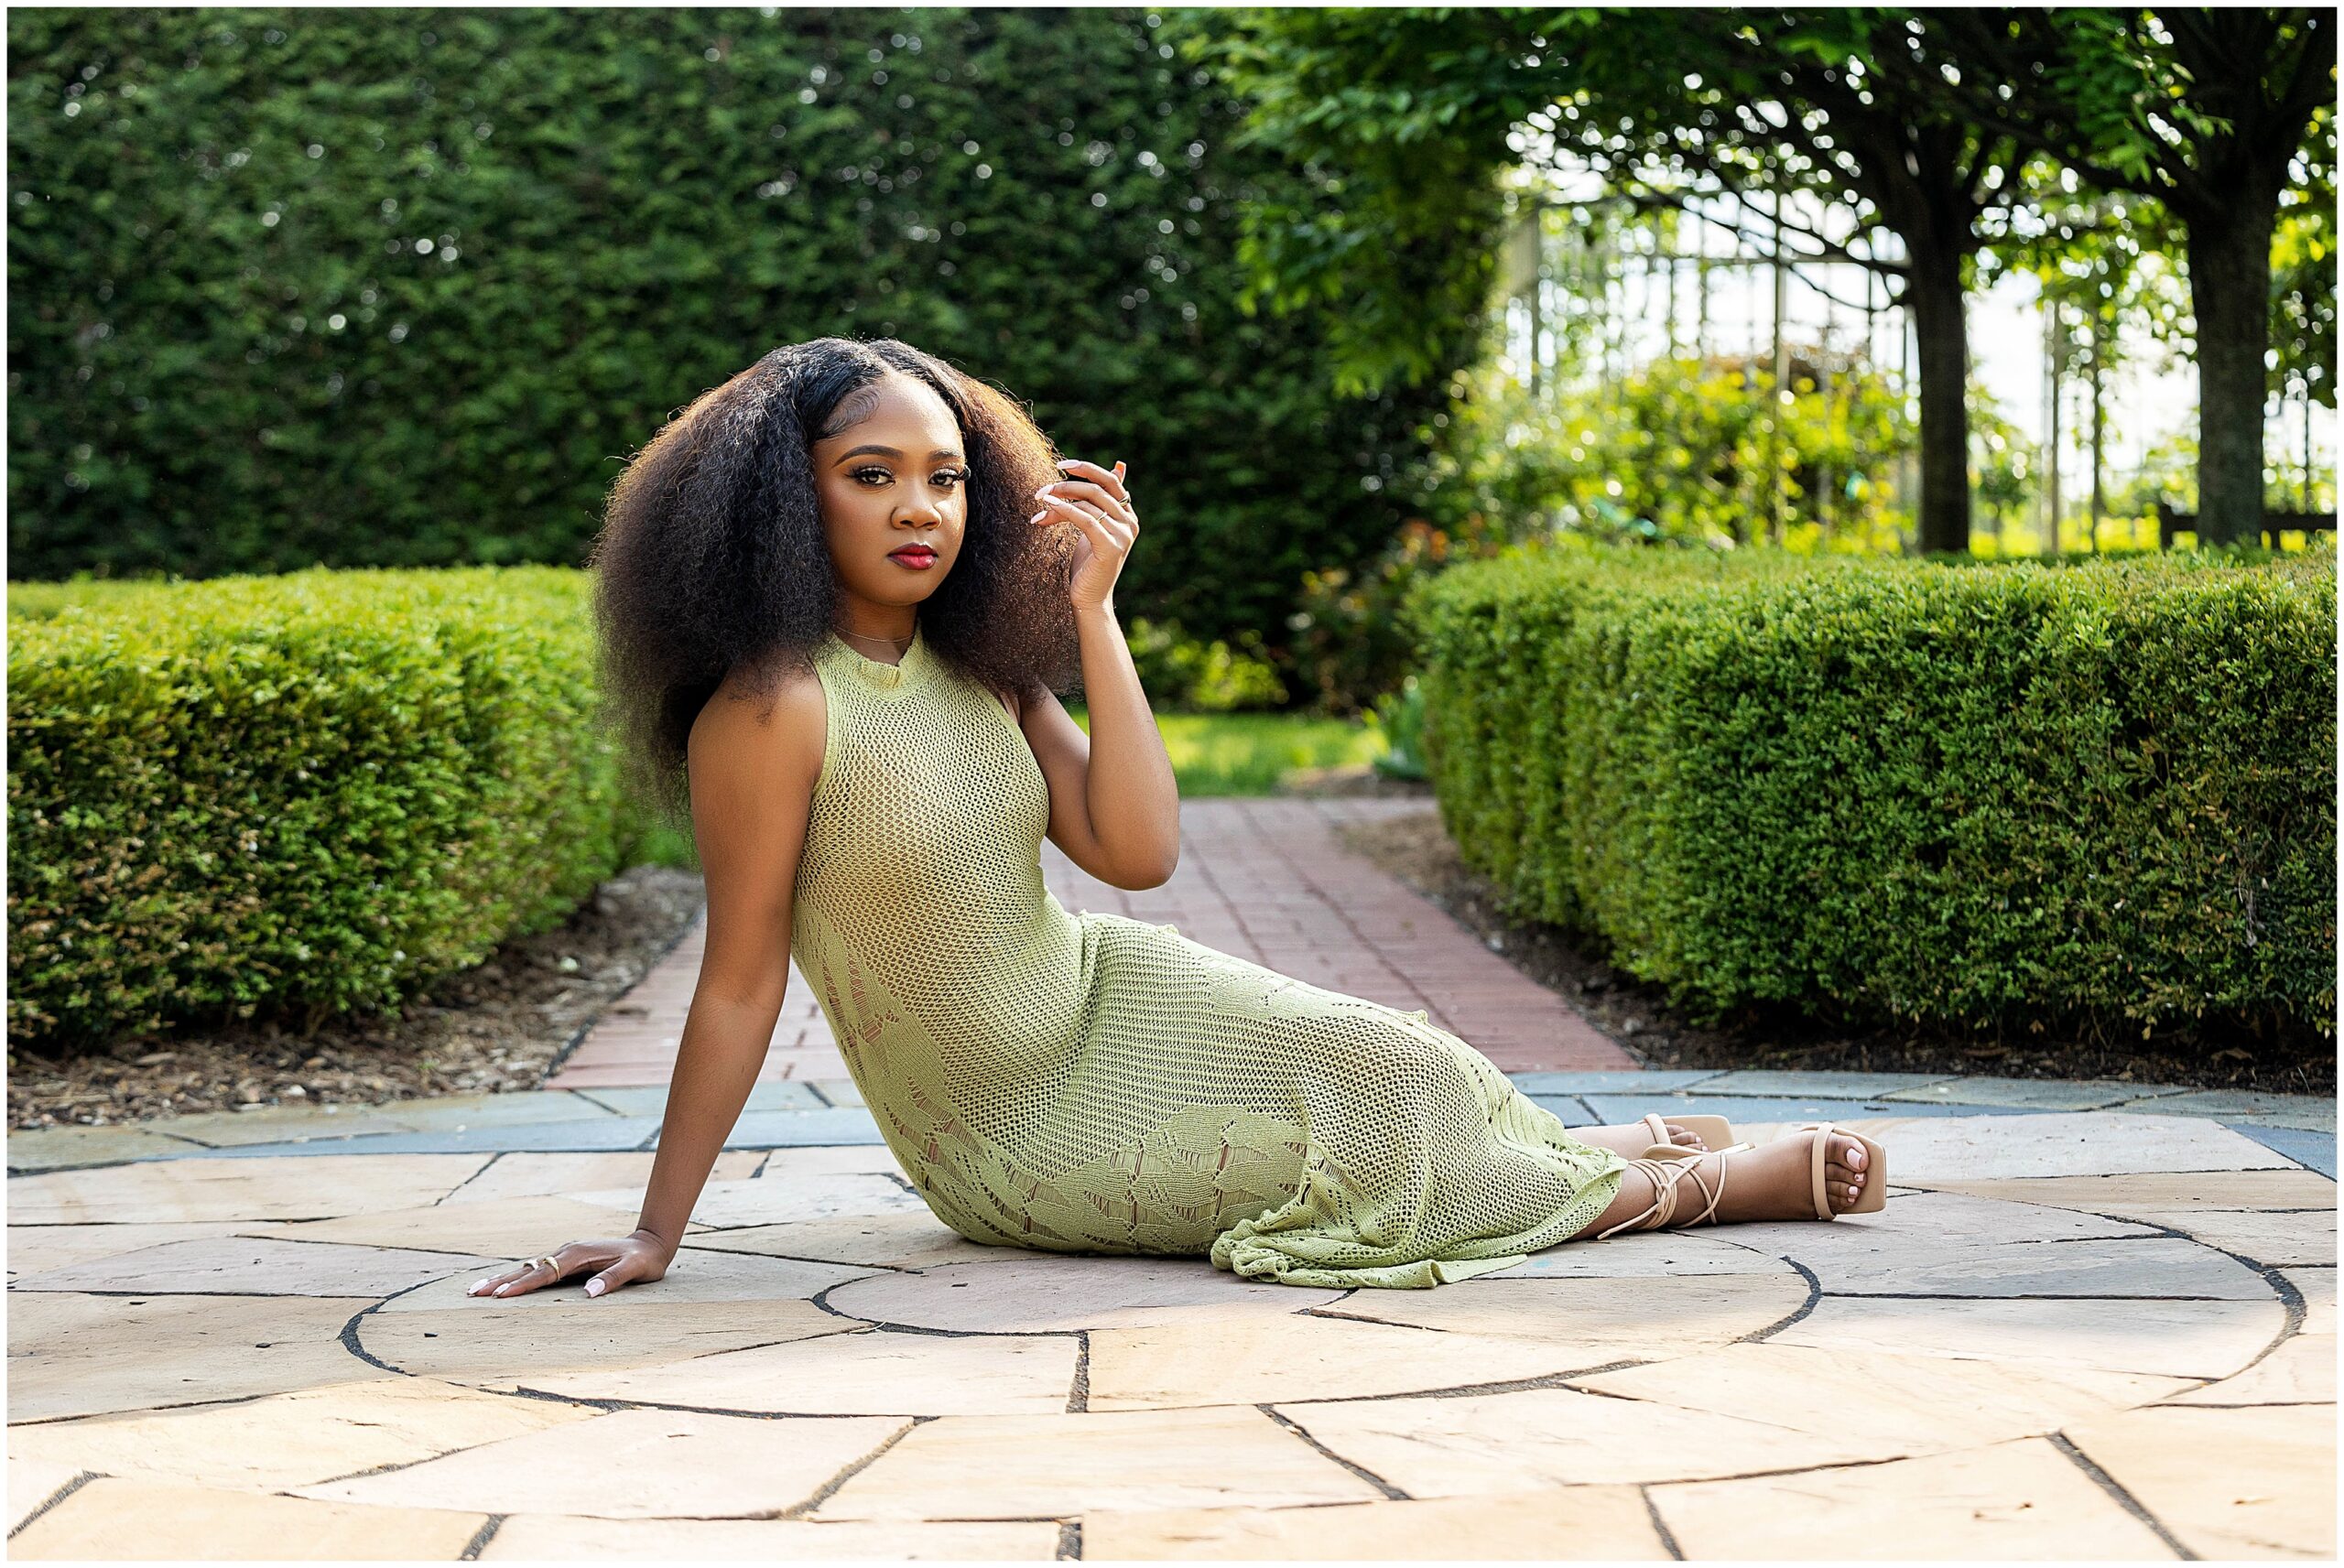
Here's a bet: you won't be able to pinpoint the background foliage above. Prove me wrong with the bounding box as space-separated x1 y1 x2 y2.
6 6 1495 651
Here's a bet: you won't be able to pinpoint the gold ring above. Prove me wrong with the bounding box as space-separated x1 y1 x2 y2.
529 1254 560 1273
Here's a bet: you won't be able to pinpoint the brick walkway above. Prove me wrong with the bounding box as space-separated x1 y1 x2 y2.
545 798 1633 1090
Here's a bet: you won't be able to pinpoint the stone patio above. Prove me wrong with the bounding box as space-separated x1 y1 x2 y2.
8 798 2335 1559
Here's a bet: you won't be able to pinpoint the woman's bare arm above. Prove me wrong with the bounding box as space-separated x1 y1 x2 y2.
637 667 826 1246
1018 457 1177 891
466 665 821 1300
1015 603 1179 891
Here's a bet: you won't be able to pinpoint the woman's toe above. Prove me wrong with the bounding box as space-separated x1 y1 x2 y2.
1818 1141 1866 1210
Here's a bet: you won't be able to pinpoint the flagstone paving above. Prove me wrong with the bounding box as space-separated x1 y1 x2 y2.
8 1084 2330 1560
7 802 2335 1558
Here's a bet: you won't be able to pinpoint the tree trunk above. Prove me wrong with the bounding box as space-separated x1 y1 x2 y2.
1907 245 1971 555
2089 316 2106 554
2185 198 2279 546
2045 300 2062 560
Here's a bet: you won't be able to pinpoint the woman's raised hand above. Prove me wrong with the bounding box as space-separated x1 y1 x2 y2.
1032 458 1136 614
463 1228 677 1301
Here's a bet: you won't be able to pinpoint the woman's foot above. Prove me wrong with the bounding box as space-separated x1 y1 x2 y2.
1706 1128 1875 1220
1576 1125 1878 1238
1571 1119 1708 1158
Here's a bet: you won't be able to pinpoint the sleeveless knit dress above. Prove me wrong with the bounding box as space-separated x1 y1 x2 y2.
787 624 1629 1289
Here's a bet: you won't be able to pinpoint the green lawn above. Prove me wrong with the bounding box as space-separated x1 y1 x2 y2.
1071 707 1388 796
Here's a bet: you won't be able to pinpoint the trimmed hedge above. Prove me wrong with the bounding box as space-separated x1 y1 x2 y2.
7 566 636 1050
1411 540 2337 1044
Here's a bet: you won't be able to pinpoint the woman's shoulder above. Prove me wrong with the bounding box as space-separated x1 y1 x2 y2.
693 658 826 775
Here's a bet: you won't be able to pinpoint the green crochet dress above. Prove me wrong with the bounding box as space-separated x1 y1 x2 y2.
787 624 1628 1289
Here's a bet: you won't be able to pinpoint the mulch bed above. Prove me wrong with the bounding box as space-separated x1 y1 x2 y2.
1319 786 2334 1097
6 865 708 1130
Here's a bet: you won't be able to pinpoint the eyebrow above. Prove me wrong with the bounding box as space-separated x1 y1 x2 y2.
830 444 964 464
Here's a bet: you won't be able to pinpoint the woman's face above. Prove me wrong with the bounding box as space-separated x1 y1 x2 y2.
808 373 970 622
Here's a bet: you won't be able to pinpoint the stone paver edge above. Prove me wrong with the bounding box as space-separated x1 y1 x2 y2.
8 1073 2333 1179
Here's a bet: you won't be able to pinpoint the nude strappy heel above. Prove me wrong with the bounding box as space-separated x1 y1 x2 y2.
1784 1120 1889 1216
1593 1152 1730 1239
1595 1121 1888 1239
1638 1111 1753 1161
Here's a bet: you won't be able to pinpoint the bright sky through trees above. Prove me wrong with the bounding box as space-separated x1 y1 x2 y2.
1499 165 2333 506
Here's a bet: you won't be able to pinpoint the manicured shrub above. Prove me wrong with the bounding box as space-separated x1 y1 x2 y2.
1412 538 2337 1045
7 566 636 1050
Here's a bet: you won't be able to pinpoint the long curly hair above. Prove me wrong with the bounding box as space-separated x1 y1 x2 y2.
586 336 1082 831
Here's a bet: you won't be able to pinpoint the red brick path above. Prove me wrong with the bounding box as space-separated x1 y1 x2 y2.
544 797 1633 1088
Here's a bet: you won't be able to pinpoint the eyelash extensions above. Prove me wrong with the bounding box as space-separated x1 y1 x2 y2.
854 466 968 487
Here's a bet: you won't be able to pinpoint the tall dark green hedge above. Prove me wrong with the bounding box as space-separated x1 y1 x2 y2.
7 7 1491 649
1413 541 2338 1049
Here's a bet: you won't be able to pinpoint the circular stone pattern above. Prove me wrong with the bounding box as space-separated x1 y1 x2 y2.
10 1122 2326 1563
822 1255 1349 1332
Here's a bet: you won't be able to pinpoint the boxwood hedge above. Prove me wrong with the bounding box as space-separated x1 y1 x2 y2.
1410 541 2337 1046
8 566 639 1049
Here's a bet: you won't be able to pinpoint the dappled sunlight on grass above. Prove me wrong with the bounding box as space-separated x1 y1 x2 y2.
1069 707 1386 797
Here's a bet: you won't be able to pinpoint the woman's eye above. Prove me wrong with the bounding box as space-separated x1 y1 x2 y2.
852 467 966 487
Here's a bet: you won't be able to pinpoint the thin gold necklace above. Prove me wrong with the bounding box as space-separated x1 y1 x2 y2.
838 625 914 651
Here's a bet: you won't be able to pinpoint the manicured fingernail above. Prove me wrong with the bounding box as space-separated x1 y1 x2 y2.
1029 511 1045 524
585 1279 605 1297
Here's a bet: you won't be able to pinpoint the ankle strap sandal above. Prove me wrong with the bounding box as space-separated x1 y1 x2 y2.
1592 1151 1730 1240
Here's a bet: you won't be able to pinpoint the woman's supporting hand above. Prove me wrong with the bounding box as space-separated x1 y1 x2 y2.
463 1227 677 1300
